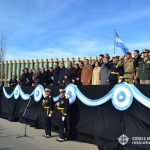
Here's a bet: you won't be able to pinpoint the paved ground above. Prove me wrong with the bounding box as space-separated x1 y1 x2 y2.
0 118 97 150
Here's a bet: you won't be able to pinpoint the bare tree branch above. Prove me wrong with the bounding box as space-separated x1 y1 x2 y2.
0 35 6 85
0 35 6 62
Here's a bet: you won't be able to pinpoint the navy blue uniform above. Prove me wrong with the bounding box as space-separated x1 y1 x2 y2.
109 63 124 85
42 96 54 136
56 97 69 140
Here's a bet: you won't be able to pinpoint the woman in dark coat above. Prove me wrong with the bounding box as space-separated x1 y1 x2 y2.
53 63 60 86
72 64 81 85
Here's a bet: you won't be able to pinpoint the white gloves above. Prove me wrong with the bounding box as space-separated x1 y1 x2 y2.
62 116 65 121
48 114 52 117
118 79 122 83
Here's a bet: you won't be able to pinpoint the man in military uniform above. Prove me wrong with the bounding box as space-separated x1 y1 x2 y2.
138 49 150 84
56 89 69 142
123 52 135 84
108 56 124 85
133 50 142 84
42 88 54 138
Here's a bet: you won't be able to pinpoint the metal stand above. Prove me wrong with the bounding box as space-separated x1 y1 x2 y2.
16 97 33 138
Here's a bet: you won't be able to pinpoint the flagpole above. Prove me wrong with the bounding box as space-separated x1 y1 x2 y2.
114 29 116 56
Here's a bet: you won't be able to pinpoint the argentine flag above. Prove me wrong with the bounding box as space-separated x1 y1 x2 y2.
115 32 129 55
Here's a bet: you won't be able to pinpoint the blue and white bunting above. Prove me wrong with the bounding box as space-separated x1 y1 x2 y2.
2 83 150 111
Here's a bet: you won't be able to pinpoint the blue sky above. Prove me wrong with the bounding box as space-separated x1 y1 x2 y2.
0 0 150 60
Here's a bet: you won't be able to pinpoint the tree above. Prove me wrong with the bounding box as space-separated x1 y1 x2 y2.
0 35 6 86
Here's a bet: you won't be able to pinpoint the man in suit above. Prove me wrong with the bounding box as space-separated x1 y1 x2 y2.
64 61 74 85
100 57 111 85
133 50 142 84
40 66 47 86
33 68 41 86
58 63 66 86
53 62 60 86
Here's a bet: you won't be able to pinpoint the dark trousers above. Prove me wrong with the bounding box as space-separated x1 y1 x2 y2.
58 81 65 86
109 75 118 85
44 116 52 136
58 116 67 139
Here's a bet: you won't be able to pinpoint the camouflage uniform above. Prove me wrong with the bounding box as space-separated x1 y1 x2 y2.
123 58 135 84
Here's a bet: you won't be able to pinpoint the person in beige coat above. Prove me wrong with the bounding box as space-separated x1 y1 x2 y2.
92 61 101 85
81 59 93 85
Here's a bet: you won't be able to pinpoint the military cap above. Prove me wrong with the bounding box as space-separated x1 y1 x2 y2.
45 88 51 92
59 89 65 93
119 56 124 59
142 49 150 53
112 55 119 59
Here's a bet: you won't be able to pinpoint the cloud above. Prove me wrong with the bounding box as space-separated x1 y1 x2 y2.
6 47 72 60
5 35 150 61
1 0 150 61
5 36 114 60
128 41 150 50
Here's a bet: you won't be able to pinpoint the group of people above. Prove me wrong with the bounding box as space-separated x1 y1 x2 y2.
91 48 150 85
9 48 150 87
42 87 69 142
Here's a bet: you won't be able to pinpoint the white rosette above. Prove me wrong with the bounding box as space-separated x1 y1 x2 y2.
33 85 45 102
112 83 133 111
65 84 77 104
14 85 20 99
